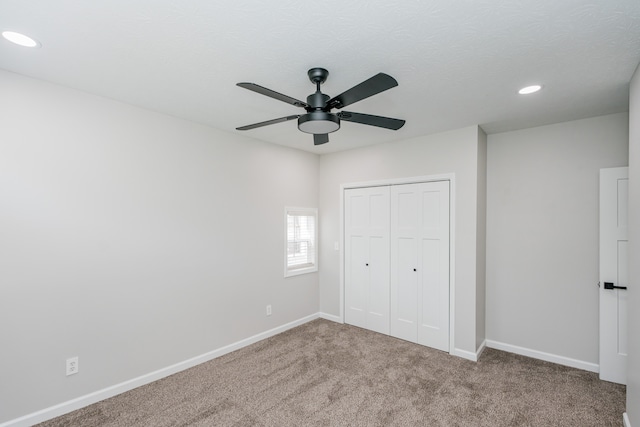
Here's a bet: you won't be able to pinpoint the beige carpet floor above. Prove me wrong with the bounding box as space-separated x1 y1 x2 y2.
37 319 626 426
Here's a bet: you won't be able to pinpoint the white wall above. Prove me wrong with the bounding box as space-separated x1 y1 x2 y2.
486 113 629 366
0 70 319 423
627 64 640 426
476 129 487 349
318 126 485 355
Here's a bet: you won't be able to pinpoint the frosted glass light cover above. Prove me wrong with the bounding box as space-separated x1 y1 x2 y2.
518 85 542 95
297 112 340 134
2 31 40 47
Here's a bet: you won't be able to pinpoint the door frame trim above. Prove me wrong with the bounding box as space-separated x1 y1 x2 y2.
339 173 456 355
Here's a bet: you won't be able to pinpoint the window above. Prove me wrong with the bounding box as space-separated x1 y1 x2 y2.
284 207 317 277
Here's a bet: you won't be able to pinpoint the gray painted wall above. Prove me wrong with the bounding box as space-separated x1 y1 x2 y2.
318 126 485 355
486 113 629 365
627 64 640 426
0 70 320 423
476 129 487 350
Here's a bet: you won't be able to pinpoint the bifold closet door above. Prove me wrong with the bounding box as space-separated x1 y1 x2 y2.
344 186 390 335
390 181 450 351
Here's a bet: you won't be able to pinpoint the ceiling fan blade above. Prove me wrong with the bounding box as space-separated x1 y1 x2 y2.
327 73 399 109
236 115 300 131
314 134 329 145
237 83 309 108
337 111 405 130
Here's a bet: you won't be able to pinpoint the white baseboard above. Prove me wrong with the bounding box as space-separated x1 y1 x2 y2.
0 313 321 427
318 312 342 323
452 348 477 361
485 340 599 373
624 412 631 427
452 340 486 362
476 339 487 359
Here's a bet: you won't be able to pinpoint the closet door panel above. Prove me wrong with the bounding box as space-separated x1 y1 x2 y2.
421 188 441 231
419 188 442 330
344 187 390 334
368 235 389 334
365 187 390 334
345 234 367 328
345 190 367 328
396 188 419 234
419 239 440 329
417 182 450 351
390 184 420 343
391 236 418 342
369 192 388 230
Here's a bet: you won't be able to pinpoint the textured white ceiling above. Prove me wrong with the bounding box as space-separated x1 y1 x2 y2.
1 0 639 153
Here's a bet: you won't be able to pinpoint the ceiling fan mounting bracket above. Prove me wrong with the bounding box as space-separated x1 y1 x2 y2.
307 67 329 85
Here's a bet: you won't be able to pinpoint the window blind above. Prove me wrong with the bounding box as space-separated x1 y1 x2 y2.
285 208 317 276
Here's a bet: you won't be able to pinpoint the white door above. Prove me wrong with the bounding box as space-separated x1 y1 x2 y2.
344 186 390 334
390 181 450 351
389 184 419 342
599 167 628 384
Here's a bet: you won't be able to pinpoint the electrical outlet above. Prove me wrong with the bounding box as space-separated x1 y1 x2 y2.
266 305 272 316
66 357 79 376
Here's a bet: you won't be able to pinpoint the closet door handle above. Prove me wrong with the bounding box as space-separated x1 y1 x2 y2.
604 282 627 290
366 263 369 266
413 268 416 271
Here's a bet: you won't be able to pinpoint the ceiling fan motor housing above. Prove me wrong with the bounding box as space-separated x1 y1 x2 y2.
307 91 329 109
297 90 340 134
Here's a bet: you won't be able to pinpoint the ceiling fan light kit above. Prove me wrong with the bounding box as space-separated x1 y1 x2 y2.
236 67 405 145
298 112 340 134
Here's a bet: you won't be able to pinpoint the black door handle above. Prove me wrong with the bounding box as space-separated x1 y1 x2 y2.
604 282 627 290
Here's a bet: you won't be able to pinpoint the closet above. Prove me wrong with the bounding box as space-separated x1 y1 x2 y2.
344 181 450 351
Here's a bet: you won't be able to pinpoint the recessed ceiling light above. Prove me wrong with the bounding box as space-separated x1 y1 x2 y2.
2 31 40 47
518 85 542 95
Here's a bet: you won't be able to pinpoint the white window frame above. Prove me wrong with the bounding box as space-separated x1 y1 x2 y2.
284 207 318 277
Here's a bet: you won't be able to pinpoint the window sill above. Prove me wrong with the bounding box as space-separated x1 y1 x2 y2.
284 266 318 278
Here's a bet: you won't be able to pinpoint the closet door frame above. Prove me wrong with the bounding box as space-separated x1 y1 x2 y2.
339 174 456 355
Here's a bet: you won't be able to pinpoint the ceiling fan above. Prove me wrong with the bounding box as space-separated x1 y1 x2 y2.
236 68 405 145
